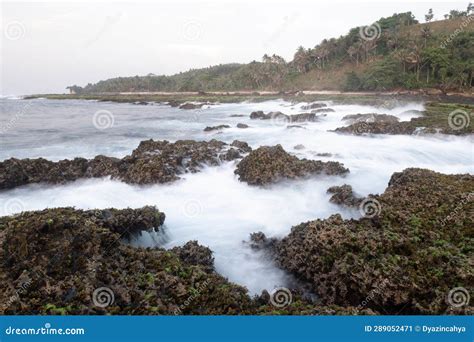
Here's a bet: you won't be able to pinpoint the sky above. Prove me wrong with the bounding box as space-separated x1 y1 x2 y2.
0 0 470 95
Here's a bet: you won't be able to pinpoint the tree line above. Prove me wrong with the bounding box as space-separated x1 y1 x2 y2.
69 4 473 93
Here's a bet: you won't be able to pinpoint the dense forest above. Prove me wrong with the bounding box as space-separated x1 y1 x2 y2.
69 5 474 94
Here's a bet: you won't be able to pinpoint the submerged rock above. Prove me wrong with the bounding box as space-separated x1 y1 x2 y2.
0 139 252 190
179 102 204 110
334 121 415 135
234 145 349 186
249 111 318 123
236 123 249 129
230 140 252 153
203 125 230 132
289 113 318 122
311 108 335 114
301 102 327 110
0 206 254 315
248 232 278 253
326 184 363 207
342 113 400 124
272 168 474 314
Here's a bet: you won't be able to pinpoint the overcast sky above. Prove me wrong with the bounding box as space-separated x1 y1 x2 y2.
1 0 469 95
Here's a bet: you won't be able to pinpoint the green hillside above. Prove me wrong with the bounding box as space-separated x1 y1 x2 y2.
70 7 474 94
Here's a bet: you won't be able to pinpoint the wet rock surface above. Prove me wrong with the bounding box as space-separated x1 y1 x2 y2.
170 241 215 273
270 168 473 314
0 206 254 315
0 139 252 190
326 184 363 207
203 125 230 132
334 121 416 135
236 123 249 129
342 113 400 124
234 145 349 186
334 113 415 135
301 103 327 110
178 102 205 110
249 111 319 123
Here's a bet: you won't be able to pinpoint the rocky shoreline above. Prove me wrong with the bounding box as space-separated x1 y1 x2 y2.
0 100 472 315
0 139 252 190
1 167 472 315
0 139 350 191
251 168 473 315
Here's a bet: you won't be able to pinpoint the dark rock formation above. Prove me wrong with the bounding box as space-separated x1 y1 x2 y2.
0 206 255 315
234 145 349 185
334 112 428 135
334 121 416 135
249 111 318 123
249 111 287 120
236 123 249 129
230 140 252 153
273 168 474 314
0 206 375 315
342 113 400 124
289 113 318 122
170 241 214 273
326 184 363 207
0 139 252 190
179 102 204 110
248 232 278 253
314 152 332 157
203 125 230 132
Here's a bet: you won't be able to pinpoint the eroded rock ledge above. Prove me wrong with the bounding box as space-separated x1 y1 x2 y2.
253 168 474 314
0 139 252 190
235 145 349 185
